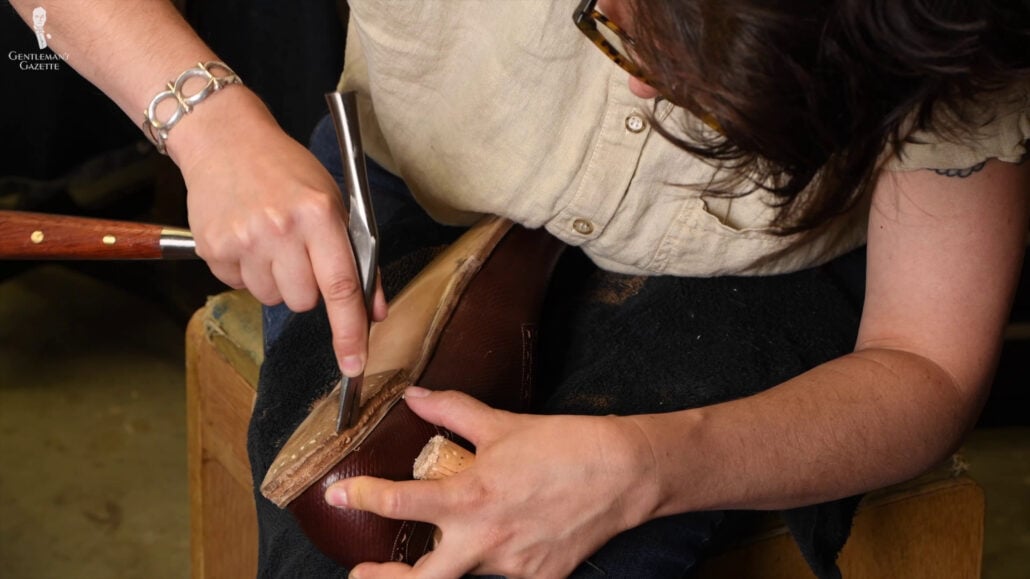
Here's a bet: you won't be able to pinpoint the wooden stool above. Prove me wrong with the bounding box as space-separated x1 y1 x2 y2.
185 290 985 579
694 462 984 578
186 290 262 579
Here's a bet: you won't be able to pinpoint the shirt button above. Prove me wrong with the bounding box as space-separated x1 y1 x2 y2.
625 114 647 133
572 218 594 235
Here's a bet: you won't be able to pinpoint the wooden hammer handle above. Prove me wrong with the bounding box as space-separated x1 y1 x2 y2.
0 210 196 260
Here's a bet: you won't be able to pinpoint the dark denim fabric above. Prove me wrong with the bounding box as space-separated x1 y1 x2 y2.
252 113 865 579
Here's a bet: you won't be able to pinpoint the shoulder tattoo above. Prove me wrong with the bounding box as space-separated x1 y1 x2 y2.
930 144 1030 177
931 161 987 178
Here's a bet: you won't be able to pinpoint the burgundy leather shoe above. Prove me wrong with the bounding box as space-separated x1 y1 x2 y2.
260 216 565 566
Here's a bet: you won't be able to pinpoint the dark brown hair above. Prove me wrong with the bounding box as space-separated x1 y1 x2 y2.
629 0 1030 233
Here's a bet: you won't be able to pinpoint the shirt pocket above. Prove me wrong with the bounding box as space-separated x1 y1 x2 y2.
697 194 783 235
646 195 812 276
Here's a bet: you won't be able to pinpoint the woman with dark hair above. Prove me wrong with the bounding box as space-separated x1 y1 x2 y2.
313 3 1028 576
12 0 1028 576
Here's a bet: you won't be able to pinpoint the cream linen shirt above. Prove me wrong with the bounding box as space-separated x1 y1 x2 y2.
339 1 1030 277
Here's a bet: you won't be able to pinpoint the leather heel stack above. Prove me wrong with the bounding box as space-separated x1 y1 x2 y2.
260 216 566 566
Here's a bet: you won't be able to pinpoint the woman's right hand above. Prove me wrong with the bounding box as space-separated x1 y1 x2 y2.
8 0 381 375
169 88 386 377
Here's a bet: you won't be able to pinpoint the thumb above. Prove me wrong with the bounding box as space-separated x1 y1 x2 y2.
402 387 507 446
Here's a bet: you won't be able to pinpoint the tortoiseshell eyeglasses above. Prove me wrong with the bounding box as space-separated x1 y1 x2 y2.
573 0 652 83
573 0 722 131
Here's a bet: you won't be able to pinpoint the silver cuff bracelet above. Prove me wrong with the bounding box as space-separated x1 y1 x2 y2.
142 61 242 155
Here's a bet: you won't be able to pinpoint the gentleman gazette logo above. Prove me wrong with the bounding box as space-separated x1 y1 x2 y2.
8 6 68 71
8 50 65 71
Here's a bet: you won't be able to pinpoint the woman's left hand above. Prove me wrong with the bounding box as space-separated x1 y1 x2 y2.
324 387 661 579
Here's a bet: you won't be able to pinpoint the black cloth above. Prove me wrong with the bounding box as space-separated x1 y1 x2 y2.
534 248 865 579
248 230 867 578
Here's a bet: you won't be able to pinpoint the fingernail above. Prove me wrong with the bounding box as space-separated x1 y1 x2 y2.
325 487 348 507
404 386 431 399
341 355 364 377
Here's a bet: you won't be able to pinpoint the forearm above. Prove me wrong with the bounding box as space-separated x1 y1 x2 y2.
629 158 1029 522
630 346 987 517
